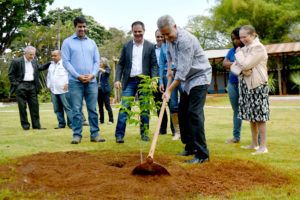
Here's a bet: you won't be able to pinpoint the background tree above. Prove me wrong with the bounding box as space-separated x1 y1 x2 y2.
7 22 75 93
10 21 74 59
99 28 132 100
283 23 300 42
0 0 54 56
99 27 132 60
0 56 11 101
6 6 112 97
210 0 300 43
41 6 111 45
184 15 229 49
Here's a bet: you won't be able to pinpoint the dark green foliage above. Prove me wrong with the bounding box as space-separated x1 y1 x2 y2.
211 0 300 44
40 6 111 45
117 75 160 136
37 88 51 103
0 0 54 55
99 27 132 60
0 56 12 101
184 15 229 49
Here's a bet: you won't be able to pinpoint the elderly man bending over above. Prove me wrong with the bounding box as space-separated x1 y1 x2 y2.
157 15 212 164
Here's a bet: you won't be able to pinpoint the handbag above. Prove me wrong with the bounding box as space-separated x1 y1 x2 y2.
230 62 242 76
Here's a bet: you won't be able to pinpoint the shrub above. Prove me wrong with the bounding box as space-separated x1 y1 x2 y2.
117 75 160 137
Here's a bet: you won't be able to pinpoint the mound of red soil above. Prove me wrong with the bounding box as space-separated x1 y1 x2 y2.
0 151 289 199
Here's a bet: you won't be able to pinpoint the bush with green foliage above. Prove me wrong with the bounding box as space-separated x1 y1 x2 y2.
117 75 160 137
0 58 11 101
268 73 277 94
290 72 300 93
38 88 51 103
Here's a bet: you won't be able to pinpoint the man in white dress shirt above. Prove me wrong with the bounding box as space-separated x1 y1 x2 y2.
47 50 72 129
114 21 158 143
8 46 50 130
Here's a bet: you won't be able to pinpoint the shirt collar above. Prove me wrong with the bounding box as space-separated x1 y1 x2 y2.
173 27 181 44
72 32 88 40
23 56 31 63
56 59 62 65
133 39 144 46
244 37 260 51
155 44 161 49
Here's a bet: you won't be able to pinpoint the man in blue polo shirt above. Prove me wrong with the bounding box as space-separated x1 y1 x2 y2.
61 16 105 144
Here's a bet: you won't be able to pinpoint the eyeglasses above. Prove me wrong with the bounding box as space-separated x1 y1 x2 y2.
240 35 250 39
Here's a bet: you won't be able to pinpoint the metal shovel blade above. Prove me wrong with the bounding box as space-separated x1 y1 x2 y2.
132 157 170 176
132 78 172 176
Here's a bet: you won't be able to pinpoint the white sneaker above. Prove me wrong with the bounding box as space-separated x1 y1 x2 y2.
107 121 113 125
172 133 180 140
251 148 268 155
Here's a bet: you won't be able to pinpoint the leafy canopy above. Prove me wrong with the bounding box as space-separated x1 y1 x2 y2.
41 6 111 45
0 0 54 55
184 15 229 49
210 0 300 43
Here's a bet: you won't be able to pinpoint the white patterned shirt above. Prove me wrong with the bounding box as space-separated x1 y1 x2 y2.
47 59 69 94
166 27 212 94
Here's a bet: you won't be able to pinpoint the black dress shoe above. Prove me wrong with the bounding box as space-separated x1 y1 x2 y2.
23 127 30 130
141 135 150 141
116 136 124 143
184 157 209 164
176 150 196 156
71 137 81 144
54 126 65 129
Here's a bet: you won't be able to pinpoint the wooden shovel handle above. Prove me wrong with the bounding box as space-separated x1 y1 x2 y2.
148 77 172 159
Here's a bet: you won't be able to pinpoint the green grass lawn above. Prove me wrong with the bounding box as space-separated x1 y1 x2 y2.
0 96 300 199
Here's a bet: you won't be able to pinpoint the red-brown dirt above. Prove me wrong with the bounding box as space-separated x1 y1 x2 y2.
0 151 289 199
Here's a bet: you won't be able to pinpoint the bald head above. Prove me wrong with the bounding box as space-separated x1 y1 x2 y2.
51 50 62 63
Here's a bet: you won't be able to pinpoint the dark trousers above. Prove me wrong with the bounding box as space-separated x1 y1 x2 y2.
15 81 40 129
178 85 209 159
98 88 114 123
153 90 169 134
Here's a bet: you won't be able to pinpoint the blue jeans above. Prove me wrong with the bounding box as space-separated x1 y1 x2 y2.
115 79 149 138
69 80 99 139
50 92 72 128
227 82 242 140
162 70 182 114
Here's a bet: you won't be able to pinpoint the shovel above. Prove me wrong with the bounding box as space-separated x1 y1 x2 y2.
132 78 172 176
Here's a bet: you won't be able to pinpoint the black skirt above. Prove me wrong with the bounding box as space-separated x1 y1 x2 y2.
238 78 270 122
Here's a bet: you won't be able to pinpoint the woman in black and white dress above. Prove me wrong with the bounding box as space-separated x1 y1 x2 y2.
231 25 269 155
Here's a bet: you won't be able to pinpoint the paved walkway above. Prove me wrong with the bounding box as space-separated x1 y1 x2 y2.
269 96 300 100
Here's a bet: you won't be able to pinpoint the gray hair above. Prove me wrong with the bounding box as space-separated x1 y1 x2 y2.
240 25 257 37
100 57 110 68
157 15 175 30
24 46 36 53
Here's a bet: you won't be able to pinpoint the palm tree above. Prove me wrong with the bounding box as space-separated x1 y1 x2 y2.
290 72 300 92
